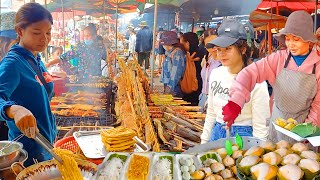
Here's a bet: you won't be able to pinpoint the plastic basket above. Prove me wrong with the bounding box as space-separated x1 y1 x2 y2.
54 136 79 153
54 136 103 165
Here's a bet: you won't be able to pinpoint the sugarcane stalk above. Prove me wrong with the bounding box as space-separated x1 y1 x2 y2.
168 132 199 147
164 112 202 132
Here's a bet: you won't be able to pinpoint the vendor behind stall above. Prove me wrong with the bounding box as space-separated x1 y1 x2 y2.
0 3 56 166
46 24 107 79
222 11 320 143
0 12 17 141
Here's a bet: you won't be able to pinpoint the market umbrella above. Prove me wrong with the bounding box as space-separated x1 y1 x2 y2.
257 0 318 14
256 0 319 51
250 10 287 54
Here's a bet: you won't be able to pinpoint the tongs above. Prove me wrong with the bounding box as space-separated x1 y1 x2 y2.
225 127 233 156
225 127 243 156
33 132 63 164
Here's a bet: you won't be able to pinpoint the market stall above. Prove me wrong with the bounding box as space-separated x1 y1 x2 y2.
3 1 320 180
51 76 117 140
2 55 320 180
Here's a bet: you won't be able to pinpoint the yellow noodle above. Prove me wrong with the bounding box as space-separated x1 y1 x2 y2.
53 148 83 180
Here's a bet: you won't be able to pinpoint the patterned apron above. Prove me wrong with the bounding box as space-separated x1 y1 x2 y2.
269 53 317 143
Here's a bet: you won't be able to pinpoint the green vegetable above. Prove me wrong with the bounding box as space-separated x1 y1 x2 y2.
108 154 128 162
200 153 219 162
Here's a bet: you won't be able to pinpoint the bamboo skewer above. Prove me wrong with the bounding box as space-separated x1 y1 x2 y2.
57 125 114 130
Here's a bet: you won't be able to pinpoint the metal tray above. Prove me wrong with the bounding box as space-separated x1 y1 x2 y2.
184 137 266 154
73 130 110 159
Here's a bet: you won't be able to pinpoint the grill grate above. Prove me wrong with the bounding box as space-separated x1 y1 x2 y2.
55 114 116 140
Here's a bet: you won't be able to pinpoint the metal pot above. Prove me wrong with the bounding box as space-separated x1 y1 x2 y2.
13 159 97 180
0 149 27 180
0 141 23 169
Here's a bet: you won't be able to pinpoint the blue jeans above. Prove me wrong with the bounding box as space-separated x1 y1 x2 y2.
210 122 253 142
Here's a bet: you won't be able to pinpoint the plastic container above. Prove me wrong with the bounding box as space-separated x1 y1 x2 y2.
197 152 222 166
175 154 201 180
120 153 153 180
150 153 176 180
94 152 130 179
53 136 103 165
52 77 68 96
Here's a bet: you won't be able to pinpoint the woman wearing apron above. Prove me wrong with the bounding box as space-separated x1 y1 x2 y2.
221 10 320 143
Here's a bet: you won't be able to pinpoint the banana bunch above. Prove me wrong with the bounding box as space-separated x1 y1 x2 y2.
275 118 298 131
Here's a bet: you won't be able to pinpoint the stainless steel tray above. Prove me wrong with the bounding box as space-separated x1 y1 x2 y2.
184 137 266 154
73 130 110 159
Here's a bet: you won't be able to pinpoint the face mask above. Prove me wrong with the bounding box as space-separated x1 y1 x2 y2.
84 39 94 45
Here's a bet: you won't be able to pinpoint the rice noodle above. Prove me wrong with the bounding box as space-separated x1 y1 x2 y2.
153 158 172 180
97 158 124 180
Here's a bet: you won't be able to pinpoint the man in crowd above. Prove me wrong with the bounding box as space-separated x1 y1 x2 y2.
135 21 153 69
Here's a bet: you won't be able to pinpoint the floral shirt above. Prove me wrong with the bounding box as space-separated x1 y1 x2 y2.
60 38 106 78
160 47 186 97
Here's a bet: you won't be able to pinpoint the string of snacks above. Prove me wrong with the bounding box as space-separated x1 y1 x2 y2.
114 57 160 152
149 96 204 151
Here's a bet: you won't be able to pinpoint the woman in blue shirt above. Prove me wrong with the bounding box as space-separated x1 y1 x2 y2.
0 3 56 166
160 31 186 97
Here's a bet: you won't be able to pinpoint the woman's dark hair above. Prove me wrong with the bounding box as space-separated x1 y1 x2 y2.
171 43 187 54
0 37 15 60
15 3 53 29
233 39 252 68
181 32 199 54
84 24 97 36
251 42 260 59
15 3 53 42
203 28 217 40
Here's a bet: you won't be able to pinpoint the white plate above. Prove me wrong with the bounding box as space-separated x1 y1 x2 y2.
272 122 305 141
306 136 320 147
273 122 320 147
150 153 176 180
175 154 201 180
73 131 108 159
120 153 153 180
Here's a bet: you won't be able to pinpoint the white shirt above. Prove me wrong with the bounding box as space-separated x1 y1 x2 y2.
201 66 270 143
129 34 136 53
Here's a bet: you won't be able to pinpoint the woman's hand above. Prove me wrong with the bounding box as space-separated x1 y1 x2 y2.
222 101 242 127
45 58 60 68
201 55 207 68
6 105 38 138
187 52 200 62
